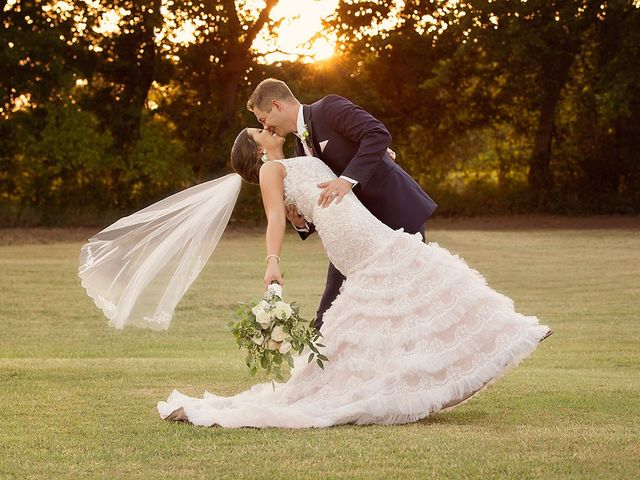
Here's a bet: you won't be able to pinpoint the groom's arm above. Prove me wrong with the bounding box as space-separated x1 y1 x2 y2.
292 222 316 240
286 203 316 240
322 95 392 189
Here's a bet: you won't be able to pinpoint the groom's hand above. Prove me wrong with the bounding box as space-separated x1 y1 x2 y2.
387 148 396 161
285 205 307 229
317 178 353 208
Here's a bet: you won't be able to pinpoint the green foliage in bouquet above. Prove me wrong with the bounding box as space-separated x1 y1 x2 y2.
227 284 327 384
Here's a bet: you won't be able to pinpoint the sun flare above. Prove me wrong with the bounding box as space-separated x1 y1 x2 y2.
252 0 339 63
307 36 336 62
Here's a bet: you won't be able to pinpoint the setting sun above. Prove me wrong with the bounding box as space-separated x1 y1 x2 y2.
305 36 336 61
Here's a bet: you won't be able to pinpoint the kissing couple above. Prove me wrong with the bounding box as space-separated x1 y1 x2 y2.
80 78 552 428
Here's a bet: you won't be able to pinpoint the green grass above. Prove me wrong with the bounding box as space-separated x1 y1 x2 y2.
1 223 639 479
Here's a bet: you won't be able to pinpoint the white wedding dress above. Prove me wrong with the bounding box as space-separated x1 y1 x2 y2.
157 157 551 428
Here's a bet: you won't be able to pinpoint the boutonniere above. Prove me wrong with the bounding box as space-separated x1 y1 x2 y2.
300 123 314 152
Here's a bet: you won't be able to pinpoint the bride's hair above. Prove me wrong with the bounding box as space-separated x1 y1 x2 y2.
230 128 261 184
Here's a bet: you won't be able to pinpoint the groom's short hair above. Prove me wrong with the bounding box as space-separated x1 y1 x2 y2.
247 79 296 112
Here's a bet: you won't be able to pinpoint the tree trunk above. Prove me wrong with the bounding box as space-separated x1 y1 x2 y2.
112 1 161 156
528 51 575 206
194 57 246 181
528 93 556 195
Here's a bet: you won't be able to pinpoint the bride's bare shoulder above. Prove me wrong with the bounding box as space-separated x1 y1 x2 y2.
259 160 286 181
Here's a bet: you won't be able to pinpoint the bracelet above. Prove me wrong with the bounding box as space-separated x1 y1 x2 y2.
265 254 281 264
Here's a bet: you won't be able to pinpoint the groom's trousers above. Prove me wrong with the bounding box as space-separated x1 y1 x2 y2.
314 223 426 331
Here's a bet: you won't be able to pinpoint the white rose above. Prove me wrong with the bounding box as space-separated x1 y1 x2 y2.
251 300 270 317
274 301 293 320
266 339 281 351
267 283 283 299
278 341 292 354
271 325 288 342
255 309 272 329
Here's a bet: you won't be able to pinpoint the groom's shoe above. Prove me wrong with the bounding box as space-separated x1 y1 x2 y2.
539 329 554 343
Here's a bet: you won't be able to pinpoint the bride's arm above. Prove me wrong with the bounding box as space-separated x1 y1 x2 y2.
259 161 286 287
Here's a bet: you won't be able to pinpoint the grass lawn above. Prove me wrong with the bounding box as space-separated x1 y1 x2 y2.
0 217 638 479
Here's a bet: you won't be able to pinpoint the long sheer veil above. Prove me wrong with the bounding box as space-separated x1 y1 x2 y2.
78 173 242 330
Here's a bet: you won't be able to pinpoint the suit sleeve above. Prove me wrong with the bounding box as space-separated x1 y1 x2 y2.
321 95 392 189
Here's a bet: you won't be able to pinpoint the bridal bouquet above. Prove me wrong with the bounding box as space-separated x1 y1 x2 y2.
228 283 326 383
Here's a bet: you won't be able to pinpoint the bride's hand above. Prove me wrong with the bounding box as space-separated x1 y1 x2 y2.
264 260 284 288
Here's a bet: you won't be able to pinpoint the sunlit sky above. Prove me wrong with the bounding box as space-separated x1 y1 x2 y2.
164 0 340 63
254 0 340 63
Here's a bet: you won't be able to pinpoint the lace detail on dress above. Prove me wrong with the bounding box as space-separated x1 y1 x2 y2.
275 157 391 275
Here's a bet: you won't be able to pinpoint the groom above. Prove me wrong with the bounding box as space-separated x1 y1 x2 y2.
247 78 437 330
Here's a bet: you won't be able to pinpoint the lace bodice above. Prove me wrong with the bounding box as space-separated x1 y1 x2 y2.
275 157 391 275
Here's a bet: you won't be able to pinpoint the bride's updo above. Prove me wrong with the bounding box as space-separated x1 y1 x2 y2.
230 128 261 184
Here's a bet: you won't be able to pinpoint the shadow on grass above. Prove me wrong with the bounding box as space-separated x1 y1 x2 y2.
418 407 490 426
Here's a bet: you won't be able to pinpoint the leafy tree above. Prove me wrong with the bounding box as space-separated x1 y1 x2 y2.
158 0 279 179
85 1 163 155
326 0 640 211
0 0 93 116
2 0 638 224
3 100 114 225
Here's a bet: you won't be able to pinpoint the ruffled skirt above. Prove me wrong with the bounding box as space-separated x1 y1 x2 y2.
157 231 550 428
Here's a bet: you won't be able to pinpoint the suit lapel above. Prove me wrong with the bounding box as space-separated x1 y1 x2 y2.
303 104 312 124
303 104 321 157
294 137 304 157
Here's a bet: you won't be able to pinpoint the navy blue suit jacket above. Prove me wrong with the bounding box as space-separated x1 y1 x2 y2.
294 95 437 238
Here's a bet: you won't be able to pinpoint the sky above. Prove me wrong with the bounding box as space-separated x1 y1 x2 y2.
252 0 340 63
166 0 341 63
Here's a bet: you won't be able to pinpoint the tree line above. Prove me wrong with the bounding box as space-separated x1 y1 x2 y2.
1 0 639 226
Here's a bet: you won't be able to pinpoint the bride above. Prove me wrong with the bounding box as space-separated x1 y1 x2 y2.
150 128 552 427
